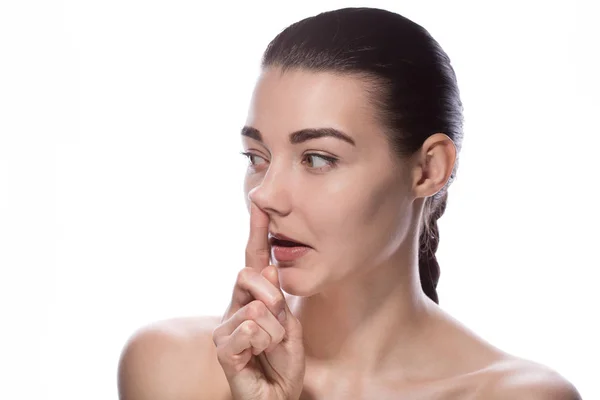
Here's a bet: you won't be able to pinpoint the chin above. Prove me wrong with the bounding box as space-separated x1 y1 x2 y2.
276 265 321 297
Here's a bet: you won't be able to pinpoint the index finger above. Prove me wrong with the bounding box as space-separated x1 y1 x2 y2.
245 202 270 270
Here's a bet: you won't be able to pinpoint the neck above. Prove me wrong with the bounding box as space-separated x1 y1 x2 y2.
284 243 437 376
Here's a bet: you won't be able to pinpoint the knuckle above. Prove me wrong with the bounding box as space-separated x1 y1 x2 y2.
246 247 270 264
269 293 286 313
237 267 255 283
236 267 247 282
240 319 257 336
259 335 271 351
255 248 270 259
245 300 267 320
253 330 269 348
212 324 229 349
212 324 227 346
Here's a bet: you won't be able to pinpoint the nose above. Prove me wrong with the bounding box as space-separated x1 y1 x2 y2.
247 164 291 216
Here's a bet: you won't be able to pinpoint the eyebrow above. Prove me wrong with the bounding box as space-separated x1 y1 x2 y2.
241 126 356 146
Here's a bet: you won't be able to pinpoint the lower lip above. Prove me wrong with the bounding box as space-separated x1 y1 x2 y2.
272 246 311 262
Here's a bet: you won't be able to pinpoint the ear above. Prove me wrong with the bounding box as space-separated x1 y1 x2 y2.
411 133 457 199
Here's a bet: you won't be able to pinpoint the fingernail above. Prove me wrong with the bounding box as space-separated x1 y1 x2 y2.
278 310 286 323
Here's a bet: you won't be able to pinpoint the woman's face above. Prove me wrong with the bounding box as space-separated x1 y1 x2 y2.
243 68 417 296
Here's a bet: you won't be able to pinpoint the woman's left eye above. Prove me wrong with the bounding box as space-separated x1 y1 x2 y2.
303 154 338 169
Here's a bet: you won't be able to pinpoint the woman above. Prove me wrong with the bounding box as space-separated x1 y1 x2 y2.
118 7 581 400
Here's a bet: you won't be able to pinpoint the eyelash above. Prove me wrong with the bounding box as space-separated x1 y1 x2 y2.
239 151 339 171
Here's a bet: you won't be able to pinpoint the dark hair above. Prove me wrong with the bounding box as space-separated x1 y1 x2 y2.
261 7 463 304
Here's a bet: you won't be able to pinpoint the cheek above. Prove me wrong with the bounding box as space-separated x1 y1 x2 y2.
305 179 377 245
323 176 408 253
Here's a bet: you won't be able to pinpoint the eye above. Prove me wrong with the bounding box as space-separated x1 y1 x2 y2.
302 153 339 170
240 151 267 167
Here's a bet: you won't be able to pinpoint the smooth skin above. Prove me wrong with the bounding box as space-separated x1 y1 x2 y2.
117 68 581 400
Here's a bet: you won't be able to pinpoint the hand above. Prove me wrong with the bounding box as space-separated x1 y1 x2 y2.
212 202 306 400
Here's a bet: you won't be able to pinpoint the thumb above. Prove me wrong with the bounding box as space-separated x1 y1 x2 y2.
261 266 294 325
261 264 280 288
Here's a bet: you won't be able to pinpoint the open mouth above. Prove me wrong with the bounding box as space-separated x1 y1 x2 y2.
271 238 308 248
270 236 312 263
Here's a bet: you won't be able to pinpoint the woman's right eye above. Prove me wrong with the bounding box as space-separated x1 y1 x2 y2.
240 152 267 167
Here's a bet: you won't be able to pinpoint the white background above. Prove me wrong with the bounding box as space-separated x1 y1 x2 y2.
1 0 598 398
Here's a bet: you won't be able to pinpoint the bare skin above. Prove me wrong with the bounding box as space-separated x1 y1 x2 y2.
118 316 577 399
118 68 580 399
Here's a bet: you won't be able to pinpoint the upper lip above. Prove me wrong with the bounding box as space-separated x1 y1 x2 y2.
268 232 310 247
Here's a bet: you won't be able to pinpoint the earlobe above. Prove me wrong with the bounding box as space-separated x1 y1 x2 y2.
412 133 457 199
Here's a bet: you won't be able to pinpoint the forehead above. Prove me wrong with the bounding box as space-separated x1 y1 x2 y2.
245 68 383 146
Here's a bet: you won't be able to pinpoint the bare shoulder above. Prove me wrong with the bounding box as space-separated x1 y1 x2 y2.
474 357 582 400
117 315 231 400
425 306 581 399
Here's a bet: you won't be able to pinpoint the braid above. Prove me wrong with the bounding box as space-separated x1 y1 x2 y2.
418 191 448 304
